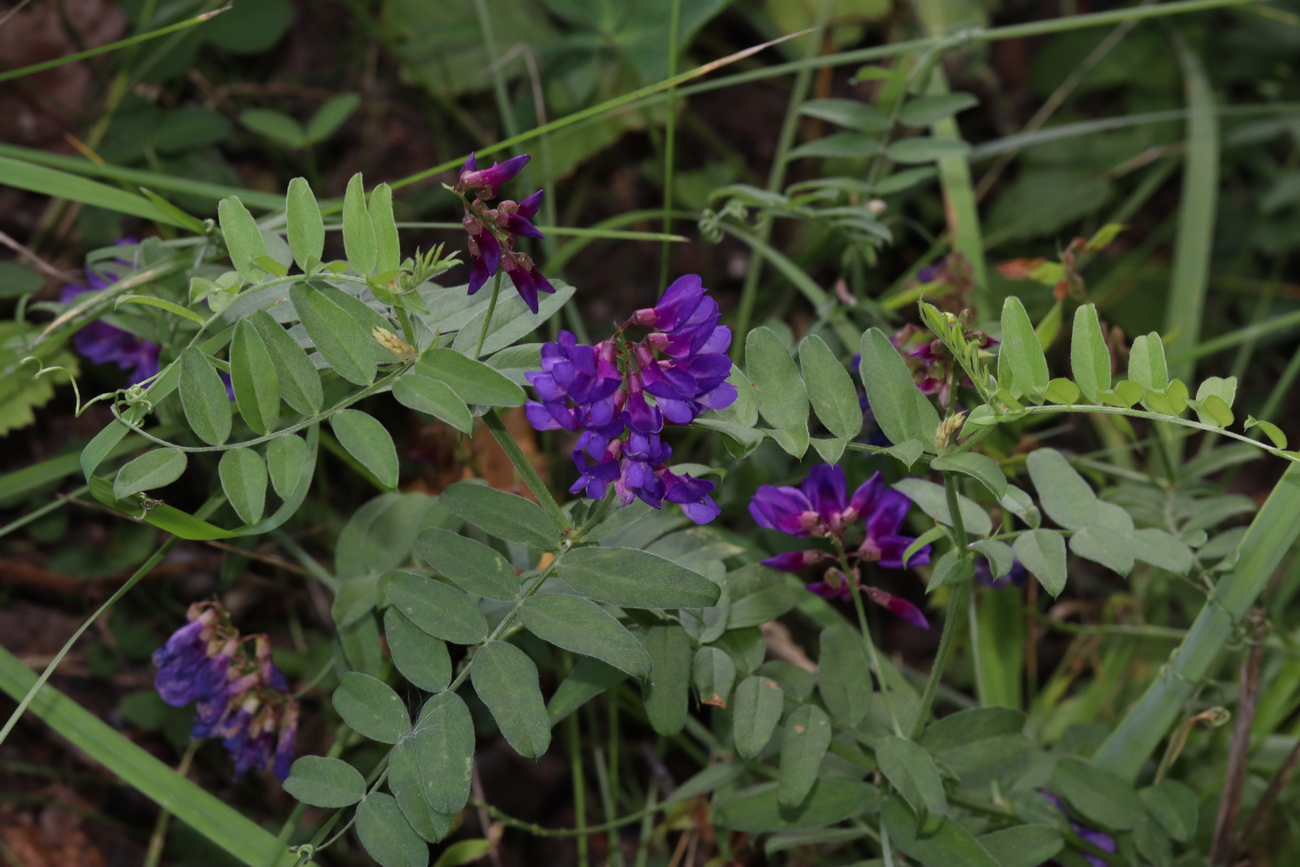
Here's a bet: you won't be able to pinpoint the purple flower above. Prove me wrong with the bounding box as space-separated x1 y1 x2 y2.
501 252 556 315
865 586 929 629
456 152 530 199
852 473 931 569
151 603 298 781
62 276 160 387
523 276 735 524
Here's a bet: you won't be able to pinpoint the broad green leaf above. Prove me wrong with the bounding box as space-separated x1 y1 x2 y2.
432 840 494 867
178 347 232 445
1128 332 1168 392
389 739 453 843
239 109 304 147
411 693 475 814
559 547 720 609
931 453 1007 499
692 646 736 707
394 375 472 434
714 363 758 427
290 282 377 385
778 705 832 808
248 309 324 414
764 828 868 856
799 335 862 440
885 137 972 163
1099 379 1144 407
386 572 488 645
1000 295 1050 398
369 183 401 273
732 675 784 760
266 434 308 499
217 195 269 283
799 98 890 132
746 327 809 457
333 672 412 744
922 707 1025 753
899 92 979 125
1013 529 1068 596
1071 527 1134 576
1070 304 1110 403
285 177 324 272
230 319 280 435
1194 376 1237 427
1042 377 1079 404
283 756 365 807
1025 448 1097 530
356 793 429 867
1128 528 1194 574
882 795 998 867
1050 756 1144 830
519 594 650 678
859 328 940 450
788 132 882 160
639 624 692 735
471 640 551 758
876 736 947 823
344 173 377 276
891 478 993 537
438 481 560 550
817 626 872 726
218 448 267 525
1135 813 1173 867
113 448 187 500
1035 298 1063 349
450 282 577 357
384 607 452 693
810 435 848 463
335 492 444 580
1140 779 1198 842
416 349 526 407
332 409 399 488
971 539 1014 578
714 779 879 832
305 93 361 143
1145 378 1189 416
414 527 518 600
547 657 628 725
975 826 1063 867
726 563 799 628
999 484 1041 528
1246 415 1288 449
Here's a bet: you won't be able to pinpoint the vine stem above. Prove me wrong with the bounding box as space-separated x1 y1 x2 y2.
909 473 972 739
473 269 504 360
835 540 905 738
483 408 570 531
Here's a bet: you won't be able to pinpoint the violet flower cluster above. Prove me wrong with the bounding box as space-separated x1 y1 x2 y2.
525 275 736 523
152 602 298 781
749 463 931 628
61 242 160 386
453 152 555 314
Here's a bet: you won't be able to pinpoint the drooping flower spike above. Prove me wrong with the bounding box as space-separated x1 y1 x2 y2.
453 152 556 313
749 463 931 627
524 274 736 524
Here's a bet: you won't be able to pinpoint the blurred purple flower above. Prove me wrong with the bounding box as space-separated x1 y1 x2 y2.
524 274 735 523
153 602 298 781
975 557 1028 589
1040 792 1116 867
61 245 160 386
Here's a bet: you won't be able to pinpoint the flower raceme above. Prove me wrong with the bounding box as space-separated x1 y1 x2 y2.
452 152 555 314
524 274 736 523
152 602 298 781
749 463 931 628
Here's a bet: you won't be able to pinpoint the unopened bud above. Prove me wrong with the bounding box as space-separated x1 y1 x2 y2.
373 327 416 362
934 412 966 451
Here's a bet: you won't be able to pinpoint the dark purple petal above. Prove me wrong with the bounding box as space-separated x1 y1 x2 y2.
846 471 885 521
865 489 912 541
468 231 500 295
460 153 530 197
762 550 817 572
877 536 930 569
866 587 929 628
802 464 848 522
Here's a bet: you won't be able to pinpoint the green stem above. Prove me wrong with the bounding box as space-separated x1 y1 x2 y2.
565 708 590 866
909 474 972 739
483 409 570 531
659 0 683 289
472 269 504 360
835 540 904 737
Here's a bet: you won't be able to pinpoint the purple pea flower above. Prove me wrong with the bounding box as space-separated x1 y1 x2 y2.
61 251 161 387
524 275 736 523
152 603 299 781
454 152 557 313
